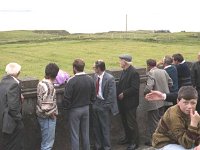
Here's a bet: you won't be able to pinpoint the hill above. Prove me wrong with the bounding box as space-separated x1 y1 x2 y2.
0 30 199 78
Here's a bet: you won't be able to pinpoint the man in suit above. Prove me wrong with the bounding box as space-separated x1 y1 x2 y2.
0 63 24 150
63 59 95 150
117 54 140 150
144 59 173 146
92 60 119 150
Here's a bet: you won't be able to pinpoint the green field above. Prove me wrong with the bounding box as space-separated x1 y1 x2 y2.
0 30 200 79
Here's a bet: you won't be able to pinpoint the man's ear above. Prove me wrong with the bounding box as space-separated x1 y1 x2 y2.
177 99 179 104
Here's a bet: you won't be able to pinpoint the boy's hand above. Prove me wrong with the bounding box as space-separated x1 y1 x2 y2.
190 109 200 127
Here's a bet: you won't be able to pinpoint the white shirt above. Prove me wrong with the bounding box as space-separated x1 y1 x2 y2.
11 76 19 84
164 65 172 70
97 71 105 100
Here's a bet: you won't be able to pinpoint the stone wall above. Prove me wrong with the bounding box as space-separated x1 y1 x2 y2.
0 67 154 150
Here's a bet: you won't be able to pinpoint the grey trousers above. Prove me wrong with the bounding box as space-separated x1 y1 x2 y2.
92 104 111 150
69 105 90 150
147 107 164 142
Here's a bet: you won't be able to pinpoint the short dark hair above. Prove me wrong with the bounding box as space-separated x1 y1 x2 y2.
177 86 198 101
73 59 85 72
45 63 59 79
146 59 156 67
172 53 184 62
163 56 173 65
95 60 106 71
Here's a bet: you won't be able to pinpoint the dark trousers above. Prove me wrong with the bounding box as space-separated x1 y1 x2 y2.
147 107 164 143
120 107 139 145
93 104 111 150
2 121 24 150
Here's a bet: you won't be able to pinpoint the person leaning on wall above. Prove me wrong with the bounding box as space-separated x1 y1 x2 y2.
0 62 24 150
36 63 59 150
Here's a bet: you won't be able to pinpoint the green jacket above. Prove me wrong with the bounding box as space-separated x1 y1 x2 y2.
152 105 200 149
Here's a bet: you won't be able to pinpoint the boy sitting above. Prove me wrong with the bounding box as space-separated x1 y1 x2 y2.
151 86 200 150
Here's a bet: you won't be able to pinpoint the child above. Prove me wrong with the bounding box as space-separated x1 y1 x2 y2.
152 86 200 150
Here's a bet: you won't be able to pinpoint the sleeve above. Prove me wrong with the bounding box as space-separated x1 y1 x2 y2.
105 77 116 106
170 116 200 149
144 73 155 95
191 63 197 87
123 71 140 98
90 80 96 103
166 72 173 87
63 80 73 109
7 83 22 121
165 92 178 103
37 83 46 111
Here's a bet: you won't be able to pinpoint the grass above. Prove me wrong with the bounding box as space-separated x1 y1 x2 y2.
0 30 199 79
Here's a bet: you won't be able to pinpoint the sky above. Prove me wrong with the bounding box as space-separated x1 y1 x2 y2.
0 0 200 33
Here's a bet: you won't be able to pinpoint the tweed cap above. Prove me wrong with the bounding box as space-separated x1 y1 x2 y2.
119 54 132 62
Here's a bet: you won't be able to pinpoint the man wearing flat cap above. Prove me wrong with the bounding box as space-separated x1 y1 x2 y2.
117 54 140 150
0 63 24 150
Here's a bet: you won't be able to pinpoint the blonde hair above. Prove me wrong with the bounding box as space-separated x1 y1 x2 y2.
5 62 21 76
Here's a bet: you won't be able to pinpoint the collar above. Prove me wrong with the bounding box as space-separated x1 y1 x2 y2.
164 65 172 69
11 76 20 84
75 72 86 76
42 78 52 83
97 71 105 79
180 60 185 64
150 66 157 71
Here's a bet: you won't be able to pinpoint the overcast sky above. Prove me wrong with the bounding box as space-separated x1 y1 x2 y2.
0 0 200 33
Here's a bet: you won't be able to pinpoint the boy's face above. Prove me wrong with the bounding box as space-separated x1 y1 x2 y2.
177 98 197 115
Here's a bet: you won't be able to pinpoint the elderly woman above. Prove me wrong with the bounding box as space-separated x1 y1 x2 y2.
0 62 24 150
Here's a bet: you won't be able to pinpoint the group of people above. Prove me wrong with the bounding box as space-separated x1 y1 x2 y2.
0 52 200 150
144 52 200 150
0 54 140 150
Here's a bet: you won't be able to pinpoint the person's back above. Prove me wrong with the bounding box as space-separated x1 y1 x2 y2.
172 53 191 88
144 59 173 146
0 63 24 150
152 86 200 150
63 59 95 150
176 62 192 88
165 65 178 93
150 68 172 93
64 74 94 109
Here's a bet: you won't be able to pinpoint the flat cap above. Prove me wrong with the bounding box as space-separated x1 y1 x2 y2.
119 54 132 62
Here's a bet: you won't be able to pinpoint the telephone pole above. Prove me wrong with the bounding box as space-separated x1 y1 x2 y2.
126 14 127 32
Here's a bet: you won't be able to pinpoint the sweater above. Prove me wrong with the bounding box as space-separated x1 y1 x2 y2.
164 65 178 92
152 105 200 149
175 62 192 88
36 79 58 118
63 73 95 109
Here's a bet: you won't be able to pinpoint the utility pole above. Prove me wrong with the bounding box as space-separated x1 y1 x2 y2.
126 14 127 32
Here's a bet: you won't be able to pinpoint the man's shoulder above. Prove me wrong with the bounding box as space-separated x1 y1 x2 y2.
104 72 114 79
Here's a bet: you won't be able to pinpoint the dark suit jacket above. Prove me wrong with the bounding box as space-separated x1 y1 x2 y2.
166 92 178 105
117 65 140 110
94 72 119 115
0 75 22 134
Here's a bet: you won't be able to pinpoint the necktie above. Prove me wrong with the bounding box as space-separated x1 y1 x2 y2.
96 77 100 95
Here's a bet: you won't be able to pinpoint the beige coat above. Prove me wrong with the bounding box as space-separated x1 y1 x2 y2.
144 67 173 111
